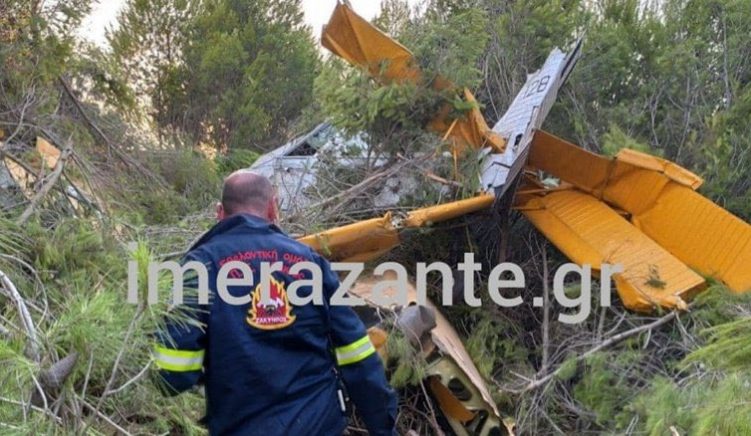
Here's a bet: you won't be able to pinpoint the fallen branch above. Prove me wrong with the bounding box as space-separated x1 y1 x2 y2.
499 305 691 394
304 160 411 214
0 396 62 424
16 145 72 225
104 361 152 396
0 268 40 362
96 308 144 410
78 395 133 436
58 77 164 187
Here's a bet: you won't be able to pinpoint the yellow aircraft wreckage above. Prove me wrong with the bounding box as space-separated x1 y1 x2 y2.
516 130 751 311
311 1 751 313
288 3 751 434
322 2 505 156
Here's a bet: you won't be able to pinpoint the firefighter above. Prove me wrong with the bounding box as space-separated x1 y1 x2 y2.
154 171 398 435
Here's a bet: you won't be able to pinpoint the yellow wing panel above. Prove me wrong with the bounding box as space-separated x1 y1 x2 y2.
528 129 751 296
633 183 751 293
403 194 494 228
321 3 420 84
321 3 505 154
527 130 611 196
615 149 703 189
520 190 706 312
601 159 671 216
298 195 497 262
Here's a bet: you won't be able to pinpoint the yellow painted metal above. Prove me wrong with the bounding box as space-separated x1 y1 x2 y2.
349 274 504 429
402 194 494 227
429 376 477 423
298 194 496 262
633 183 751 293
522 130 751 310
321 2 420 84
520 189 705 311
297 214 400 262
616 149 703 189
321 3 505 154
527 130 611 196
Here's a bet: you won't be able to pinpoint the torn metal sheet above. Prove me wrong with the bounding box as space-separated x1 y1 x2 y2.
480 39 582 195
349 274 513 436
519 130 751 310
250 123 375 214
321 2 420 84
321 2 505 154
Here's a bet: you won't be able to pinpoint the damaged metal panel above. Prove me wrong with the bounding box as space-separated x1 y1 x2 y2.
517 188 706 311
519 130 751 311
349 274 513 436
321 2 505 154
321 2 420 85
251 123 354 213
480 39 582 195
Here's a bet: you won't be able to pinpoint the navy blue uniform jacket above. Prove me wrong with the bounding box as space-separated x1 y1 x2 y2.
154 214 397 435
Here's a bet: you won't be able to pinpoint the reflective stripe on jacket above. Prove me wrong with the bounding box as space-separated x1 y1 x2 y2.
155 213 397 436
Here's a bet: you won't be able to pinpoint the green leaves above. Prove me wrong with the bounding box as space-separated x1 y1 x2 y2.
109 0 319 150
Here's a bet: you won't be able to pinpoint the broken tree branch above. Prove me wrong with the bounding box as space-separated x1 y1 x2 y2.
57 77 164 187
0 268 40 362
500 305 692 394
540 247 550 374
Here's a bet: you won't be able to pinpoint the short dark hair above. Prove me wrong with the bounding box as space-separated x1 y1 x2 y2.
221 171 273 215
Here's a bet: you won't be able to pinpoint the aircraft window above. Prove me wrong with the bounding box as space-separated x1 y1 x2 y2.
287 141 317 157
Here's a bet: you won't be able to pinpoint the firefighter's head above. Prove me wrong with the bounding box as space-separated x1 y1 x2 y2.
217 170 278 223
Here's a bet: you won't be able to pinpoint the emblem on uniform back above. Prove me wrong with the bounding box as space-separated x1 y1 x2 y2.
246 276 296 330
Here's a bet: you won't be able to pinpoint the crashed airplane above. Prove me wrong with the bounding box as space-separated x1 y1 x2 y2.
248 3 751 434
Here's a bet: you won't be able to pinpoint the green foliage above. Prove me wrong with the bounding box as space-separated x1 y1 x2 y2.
315 59 444 159
153 0 320 150
0 1 90 116
27 219 112 281
601 124 655 156
0 217 207 434
386 328 428 388
686 317 751 371
407 6 490 88
214 148 260 175
465 317 527 380
634 374 751 436
120 148 221 224
572 352 638 427
555 356 578 382
108 0 198 116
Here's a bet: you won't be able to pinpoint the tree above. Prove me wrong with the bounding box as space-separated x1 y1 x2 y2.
159 0 320 150
108 0 199 121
